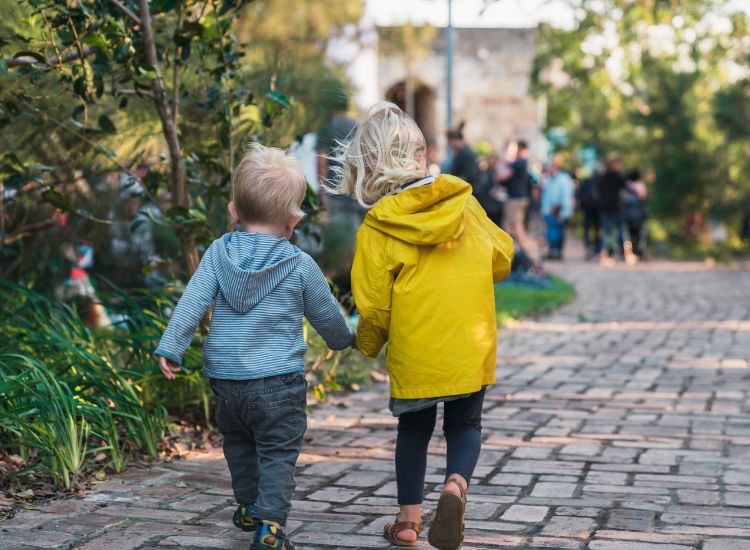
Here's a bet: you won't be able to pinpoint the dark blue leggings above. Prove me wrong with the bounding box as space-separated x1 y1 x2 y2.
395 388 485 505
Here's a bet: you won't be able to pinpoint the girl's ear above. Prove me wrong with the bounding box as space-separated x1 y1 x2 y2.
228 201 240 224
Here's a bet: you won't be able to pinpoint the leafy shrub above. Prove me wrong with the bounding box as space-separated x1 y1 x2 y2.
0 281 169 488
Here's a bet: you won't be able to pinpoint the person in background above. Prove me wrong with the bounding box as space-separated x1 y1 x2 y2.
316 94 357 200
475 152 504 227
445 123 479 186
576 165 602 260
316 94 361 295
289 133 318 190
621 169 648 264
598 153 626 265
541 154 575 260
499 140 530 252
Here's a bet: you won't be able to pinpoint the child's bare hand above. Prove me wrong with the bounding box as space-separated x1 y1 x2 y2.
158 355 181 380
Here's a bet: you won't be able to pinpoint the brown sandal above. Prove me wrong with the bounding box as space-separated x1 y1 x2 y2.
428 478 467 550
383 515 422 547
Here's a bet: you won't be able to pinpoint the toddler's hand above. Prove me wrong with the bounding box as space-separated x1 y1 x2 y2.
158 355 181 380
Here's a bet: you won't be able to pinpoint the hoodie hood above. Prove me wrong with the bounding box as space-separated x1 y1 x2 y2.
364 174 472 245
210 232 301 313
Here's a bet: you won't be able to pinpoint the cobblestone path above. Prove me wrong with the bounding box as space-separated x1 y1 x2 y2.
2 258 750 550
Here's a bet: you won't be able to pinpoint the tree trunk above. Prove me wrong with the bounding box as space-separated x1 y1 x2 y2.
138 0 199 275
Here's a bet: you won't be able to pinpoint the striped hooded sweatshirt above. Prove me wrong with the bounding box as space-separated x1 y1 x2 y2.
155 231 354 380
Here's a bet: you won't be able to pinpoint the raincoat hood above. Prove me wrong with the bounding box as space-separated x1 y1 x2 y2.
210 232 300 313
364 174 472 245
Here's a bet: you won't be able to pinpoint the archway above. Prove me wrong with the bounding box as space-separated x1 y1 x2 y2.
385 81 436 145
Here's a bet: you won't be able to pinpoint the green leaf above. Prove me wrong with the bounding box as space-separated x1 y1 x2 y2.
188 208 206 222
70 116 100 133
265 90 290 108
151 0 182 14
13 51 47 64
0 58 7 75
98 114 117 134
95 144 117 158
42 190 74 212
165 206 190 223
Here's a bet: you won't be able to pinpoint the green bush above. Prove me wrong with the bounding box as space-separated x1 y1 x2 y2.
0 282 170 488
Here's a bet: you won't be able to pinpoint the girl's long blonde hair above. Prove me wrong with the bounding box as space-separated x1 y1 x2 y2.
327 101 427 209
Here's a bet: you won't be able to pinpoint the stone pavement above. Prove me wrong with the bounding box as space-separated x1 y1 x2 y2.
2 257 750 550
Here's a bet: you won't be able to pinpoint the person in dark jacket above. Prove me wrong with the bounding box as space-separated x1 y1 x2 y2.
499 140 531 252
598 153 626 264
446 124 479 186
576 167 602 260
621 169 647 262
475 153 504 227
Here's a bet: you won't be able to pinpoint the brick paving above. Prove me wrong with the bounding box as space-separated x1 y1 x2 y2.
2 256 750 549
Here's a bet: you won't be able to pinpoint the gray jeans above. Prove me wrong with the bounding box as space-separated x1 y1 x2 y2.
209 372 307 525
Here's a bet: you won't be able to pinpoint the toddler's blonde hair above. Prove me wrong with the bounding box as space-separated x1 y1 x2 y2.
233 143 307 224
328 101 426 208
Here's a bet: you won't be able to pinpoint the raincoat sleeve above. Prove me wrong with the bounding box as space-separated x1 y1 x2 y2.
302 256 355 350
476 204 514 283
351 229 397 358
154 245 218 364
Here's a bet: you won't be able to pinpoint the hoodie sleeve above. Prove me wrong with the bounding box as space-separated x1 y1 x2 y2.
350 228 400 358
302 255 355 350
154 244 219 364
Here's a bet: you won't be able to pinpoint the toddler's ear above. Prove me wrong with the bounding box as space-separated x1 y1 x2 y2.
286 213 304 235
228 201 240 224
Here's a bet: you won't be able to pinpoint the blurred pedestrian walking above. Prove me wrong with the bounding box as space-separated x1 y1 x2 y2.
316 94 361 295
445 123 479 185
598 153 626 265
576 166 602 260
499 140 531 252
621 169 648 264
475 152 504 227
541 154 575 260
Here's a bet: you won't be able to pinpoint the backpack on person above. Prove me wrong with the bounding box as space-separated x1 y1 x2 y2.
621 186 645 225
577 175 601 210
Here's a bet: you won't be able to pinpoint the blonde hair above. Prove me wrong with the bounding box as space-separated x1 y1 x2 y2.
328 101 426 208
232 143 307 224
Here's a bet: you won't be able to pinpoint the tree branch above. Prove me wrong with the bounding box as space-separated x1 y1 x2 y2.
110 0 141 25
138 0 198 274
116 88 155 99
2 219 56 245
5 46 95 68
172 3 185 126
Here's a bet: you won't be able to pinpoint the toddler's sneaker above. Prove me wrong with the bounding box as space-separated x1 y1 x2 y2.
250 520 295 550
233 504 256 532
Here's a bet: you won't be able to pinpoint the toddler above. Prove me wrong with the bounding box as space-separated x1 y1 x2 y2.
155 144 354 550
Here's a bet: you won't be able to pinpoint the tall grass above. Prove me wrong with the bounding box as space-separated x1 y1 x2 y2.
0 281 172 488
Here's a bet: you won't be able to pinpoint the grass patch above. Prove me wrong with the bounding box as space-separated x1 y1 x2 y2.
495 274 576 325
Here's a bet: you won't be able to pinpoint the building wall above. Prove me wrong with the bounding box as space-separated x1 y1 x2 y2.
377 27 547 160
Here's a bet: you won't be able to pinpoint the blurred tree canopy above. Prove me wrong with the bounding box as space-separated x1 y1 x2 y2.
0 0 363 289
531 0 750 223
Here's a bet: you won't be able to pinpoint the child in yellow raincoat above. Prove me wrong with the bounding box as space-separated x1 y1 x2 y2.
328 102 514 549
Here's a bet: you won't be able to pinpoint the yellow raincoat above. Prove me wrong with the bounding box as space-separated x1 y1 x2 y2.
352 174 514 399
